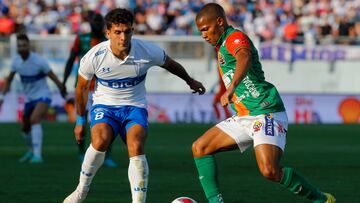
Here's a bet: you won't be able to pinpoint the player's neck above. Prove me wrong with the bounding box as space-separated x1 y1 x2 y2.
111 44 131 61
19 52 30 60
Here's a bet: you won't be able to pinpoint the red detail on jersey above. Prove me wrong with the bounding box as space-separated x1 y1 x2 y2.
72 36 80 53
225 32 250 56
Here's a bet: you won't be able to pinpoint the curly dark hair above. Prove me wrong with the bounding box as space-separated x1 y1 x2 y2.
104 8 134 29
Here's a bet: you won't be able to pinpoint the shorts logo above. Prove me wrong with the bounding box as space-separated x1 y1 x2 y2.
253 121 263 132
277 122 287 135
265 113 274 136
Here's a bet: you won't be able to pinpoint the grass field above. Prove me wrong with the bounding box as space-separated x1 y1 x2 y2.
0 122 359 203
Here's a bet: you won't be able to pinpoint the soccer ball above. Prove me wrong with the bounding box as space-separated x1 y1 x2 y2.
171 197 198 203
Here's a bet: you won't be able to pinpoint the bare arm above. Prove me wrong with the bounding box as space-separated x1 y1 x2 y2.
2 71 16 94
48 70 67 98
75 75 90 117
0 71 15 103
220 48 251 106
160 56 206 95
73 74 90 144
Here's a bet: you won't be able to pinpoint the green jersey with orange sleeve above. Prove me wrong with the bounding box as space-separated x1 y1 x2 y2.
216 26 285 116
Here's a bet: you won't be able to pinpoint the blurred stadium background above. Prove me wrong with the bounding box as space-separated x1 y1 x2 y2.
0 0 360 203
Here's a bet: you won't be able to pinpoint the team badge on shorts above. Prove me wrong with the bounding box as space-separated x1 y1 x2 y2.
265 113 274 136
253 121 263 132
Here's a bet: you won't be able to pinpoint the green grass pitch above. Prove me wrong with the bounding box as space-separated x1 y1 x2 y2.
0 123 359 203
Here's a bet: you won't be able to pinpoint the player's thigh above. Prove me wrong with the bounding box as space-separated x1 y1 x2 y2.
30 102 49 123
126 124 147 157
254 144 283 170
90 122 114 151
192 126 238 157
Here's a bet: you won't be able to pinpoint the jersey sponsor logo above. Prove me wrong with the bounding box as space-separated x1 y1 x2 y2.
222 70 234 87
253 121 263 132
242 76 260 98
218 52 226 65
265 113 274 136
98 74 147 89
94 49 106 57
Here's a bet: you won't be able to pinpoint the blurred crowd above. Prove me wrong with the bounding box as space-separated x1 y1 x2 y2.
1 0 360 45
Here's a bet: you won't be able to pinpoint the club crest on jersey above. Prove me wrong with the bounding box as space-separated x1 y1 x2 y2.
253 121 263 132
265 113 274 136
218 52 226 65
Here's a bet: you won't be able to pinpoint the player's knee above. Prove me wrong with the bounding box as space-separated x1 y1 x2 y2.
91 135 110 151
259 165 281 182
127 140 144 155
191 141 207 157
30 116 41 124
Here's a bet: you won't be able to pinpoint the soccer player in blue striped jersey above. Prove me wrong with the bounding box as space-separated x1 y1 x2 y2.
1 33 66 163
63 8 205 203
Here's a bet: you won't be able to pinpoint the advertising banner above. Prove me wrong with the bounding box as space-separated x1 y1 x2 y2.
0 93 359 124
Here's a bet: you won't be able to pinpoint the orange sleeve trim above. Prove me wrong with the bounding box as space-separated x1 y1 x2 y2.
231 94 250 116
225 32 251 56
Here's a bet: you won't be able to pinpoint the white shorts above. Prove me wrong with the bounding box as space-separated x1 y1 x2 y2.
216 111 288 153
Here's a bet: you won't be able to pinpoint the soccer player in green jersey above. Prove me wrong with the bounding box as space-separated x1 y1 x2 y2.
191 3 335 203
63 11 117 167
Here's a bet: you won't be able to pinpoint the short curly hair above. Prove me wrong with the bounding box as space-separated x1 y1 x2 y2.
104 8 134 29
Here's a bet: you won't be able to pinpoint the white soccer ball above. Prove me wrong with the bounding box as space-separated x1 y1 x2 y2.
171 197 198 203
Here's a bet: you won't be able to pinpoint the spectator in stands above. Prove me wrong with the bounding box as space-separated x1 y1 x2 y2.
0 0 359 44
0 6 15 36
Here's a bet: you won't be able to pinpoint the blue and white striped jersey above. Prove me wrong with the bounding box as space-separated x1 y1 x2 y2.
11 52 51 102
79 38 166 108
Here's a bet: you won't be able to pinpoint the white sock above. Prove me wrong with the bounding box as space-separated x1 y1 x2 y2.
77 144 105 192
31 124 42 158
128 155 149 203
22 132 32 151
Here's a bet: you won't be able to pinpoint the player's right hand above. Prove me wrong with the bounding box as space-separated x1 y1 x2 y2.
220 88 235 107
74 124 85 144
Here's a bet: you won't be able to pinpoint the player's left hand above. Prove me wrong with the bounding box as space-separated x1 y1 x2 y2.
188 78 206 95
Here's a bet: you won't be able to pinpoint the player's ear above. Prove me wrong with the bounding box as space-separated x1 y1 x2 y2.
105 29 110 39
216 17 224 27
